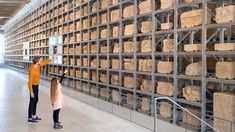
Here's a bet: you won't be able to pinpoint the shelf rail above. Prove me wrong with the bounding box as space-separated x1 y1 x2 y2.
154 97 218 132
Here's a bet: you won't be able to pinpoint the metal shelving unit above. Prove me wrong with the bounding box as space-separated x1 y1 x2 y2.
4 0 235 131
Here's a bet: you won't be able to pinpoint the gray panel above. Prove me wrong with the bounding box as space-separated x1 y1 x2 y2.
156 119 193 132
113 104 131 121
97 99 113 113
131 111 154 130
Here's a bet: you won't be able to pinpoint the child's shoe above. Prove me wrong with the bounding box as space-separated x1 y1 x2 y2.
54 122 63 129
28 118 38 123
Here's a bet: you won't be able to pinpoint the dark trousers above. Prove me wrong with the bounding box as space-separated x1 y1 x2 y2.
53 109 60 123
28 85 39 118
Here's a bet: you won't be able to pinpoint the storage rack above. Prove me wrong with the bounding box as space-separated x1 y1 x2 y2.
4 0 235 131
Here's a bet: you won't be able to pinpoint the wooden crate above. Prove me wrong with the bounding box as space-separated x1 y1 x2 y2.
216 62 235 79
111 74 119 86
160 0 174 9
100 73 108 83
100 28 108 39
140 79 152 92
82 71 88 79
138 59 152 72
100 59 108 69
123 5 135 18
111 9 120 22
139 0 152 14
213 92 235 132
216 5 235 24
90 59 97 67
141 21 152 33
127 94 134 106
111 59 119 70
183 85 201 102
140 40 152 52
185 62 202 76
112 26 119 37
90 44 97 54
141 98 150 112
184 44 201 52
161 22 173 30
124 24 134 36
157 61 173 74
156 81 174 96
124 59 134 70
100 88 108 98
181 9 212 28
124 41 134 53
112 90 119 102
183 108 200 127
160 102 172 118
214 43 235 51
163 39 174 52
82 58 88 67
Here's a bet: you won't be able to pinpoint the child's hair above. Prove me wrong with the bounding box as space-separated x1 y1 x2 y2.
51 78 58 103
33 56 41 64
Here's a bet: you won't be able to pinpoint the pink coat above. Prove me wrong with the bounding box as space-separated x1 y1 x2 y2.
52 83 64 110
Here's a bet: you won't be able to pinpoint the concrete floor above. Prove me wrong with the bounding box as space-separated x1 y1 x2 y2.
0 68 152 132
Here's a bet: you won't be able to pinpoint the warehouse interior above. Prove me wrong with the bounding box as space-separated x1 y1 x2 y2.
0 0 235 132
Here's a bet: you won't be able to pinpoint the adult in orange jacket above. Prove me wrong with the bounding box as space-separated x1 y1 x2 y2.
28 56 56 123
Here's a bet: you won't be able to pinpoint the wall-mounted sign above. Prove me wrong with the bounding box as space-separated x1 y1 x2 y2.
23 42 29 61
49 35 63 64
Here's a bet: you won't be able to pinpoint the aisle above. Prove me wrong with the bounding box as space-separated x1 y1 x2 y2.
0 68 151 132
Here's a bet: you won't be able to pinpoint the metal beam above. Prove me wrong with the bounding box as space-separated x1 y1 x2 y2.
0 0 30 4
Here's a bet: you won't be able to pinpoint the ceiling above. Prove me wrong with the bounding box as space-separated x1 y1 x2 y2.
0 0 31 30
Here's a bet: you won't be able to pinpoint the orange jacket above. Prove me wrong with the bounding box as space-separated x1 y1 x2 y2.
28 59 52 92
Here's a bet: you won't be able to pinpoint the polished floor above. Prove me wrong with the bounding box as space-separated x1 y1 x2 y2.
0 68 151 132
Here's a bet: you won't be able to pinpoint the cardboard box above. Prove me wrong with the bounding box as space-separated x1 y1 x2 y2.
124 76 134 88
123 5 135 18
82 71 88 79
141 98 150 112
69 47 74 54
82 83 89 92
111 74 119 86
82 32 89 41
124 59 134 70
161 22 173 30
64 47 69 54
75 81 81 90
90 30 97 40
112 59 119 70
124 41 134 53
75 45 81 54
127 94 134 106
139 0 152 14
214 43 235 51
91 16 97 26
138 59 152 72
100 59 108 69
76 70 81 78
156 81 174 96
76 11 81 19
160 0 174 9
113 43 120 53
100 73 107 83
76 58 81 66
101 13 108 24
163 39 174 52
141 21 152 33
112 26 119 37
83 45 88 54
76 33 81 42
83 19 89 29
69 24 75 32
82 58 88 67
112 90 119 102
91 2 98 13
70 58 75 65
100 45 110 53
91 71 97 81
111 0 119 4
69 36 76 43
183 108 200 127
76 22 81 30
184 44 202 52
160 102 172 118
185 62 202 76
90 44 97 54
101 0 108 9
100 88 108 98
216 5 235 24
83 6 88 16
91 87 97 95
69 69 75 77
183 85 201 102
140 79 152 92
184 0 197 3
124 24 134 36
111 9 120 22
100 29 108 39
213 92 235 132
181 9 212 28
140 40 152 52
90 59 97 67
216 62 235 79
64 36 69 43
157 61 173 74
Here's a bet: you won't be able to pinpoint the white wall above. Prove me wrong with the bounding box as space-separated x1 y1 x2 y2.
0 33 4 63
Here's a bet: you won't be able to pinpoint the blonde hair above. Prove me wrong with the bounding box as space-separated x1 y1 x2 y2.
51 78 58 103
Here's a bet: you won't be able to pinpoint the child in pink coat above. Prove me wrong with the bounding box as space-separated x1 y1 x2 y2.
50 70 67 129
